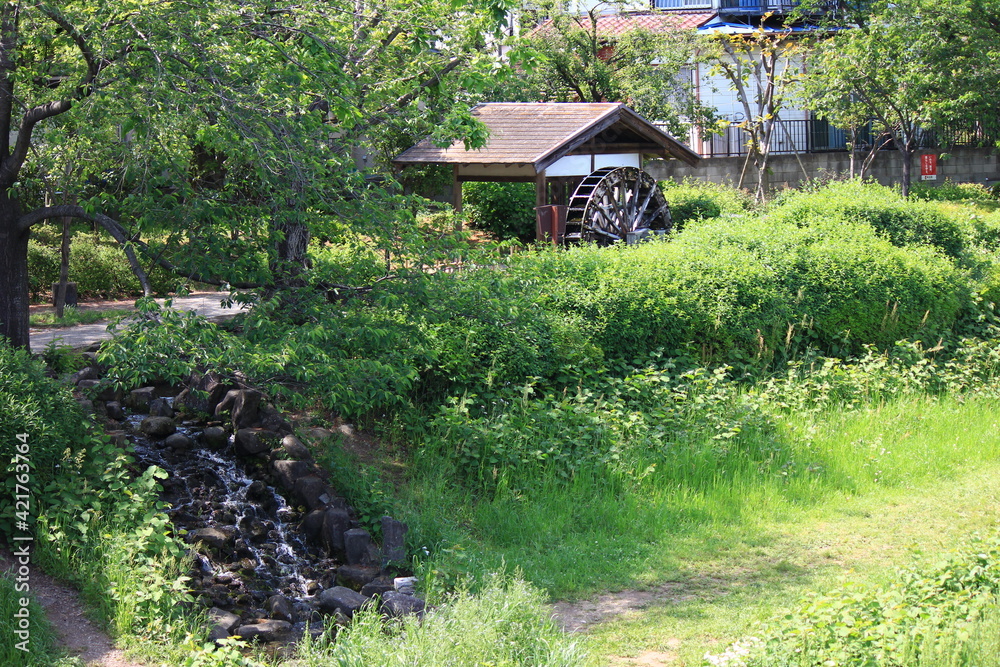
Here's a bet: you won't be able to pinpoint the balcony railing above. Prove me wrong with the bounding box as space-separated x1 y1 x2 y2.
653 0 713 9
717 0 800 14
678 118 1000 158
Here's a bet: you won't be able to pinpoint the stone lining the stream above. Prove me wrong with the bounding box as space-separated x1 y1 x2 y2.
68 360 423 648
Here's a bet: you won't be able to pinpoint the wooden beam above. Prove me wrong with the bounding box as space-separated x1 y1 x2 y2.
535 172 547 208
566 143 667 155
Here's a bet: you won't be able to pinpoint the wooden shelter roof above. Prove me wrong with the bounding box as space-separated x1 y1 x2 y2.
393 103 701 173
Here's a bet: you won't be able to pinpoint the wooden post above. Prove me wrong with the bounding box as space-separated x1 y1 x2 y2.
452 165 463 231
535 172 547 208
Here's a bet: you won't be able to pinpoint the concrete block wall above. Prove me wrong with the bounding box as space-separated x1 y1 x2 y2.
646 147 1000 192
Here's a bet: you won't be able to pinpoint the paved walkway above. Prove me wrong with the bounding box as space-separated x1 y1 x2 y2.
29 293 249 351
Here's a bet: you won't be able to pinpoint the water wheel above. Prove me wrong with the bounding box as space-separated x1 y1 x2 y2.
563 166 671 245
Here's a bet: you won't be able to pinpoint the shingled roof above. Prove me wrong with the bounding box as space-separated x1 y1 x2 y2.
393 103 700 173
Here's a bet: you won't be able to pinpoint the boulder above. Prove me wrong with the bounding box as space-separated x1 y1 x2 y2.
164 432 193 450
344 528 372 566
105 401 127 421
76 379 100 393
394 577 418 595
187 526 236 552
360 577 396 598
321 508 351 556
126 387 156 412
381 516 408 564
259 405 292 434
216 389 263 430
75 397 95 415
293 475 331 510
280 435 311 460
272 460 313 492
379 591 425 618
201 426 229 450
207 607 240 641
265 595 296 623
337 565 381 591
234 428 275 457
148 397 174 418
70 366 99 385
300 509 327 543
235 619 292 642
140 416 176 438
92 382 119 402
184 372 233 415
307 427 334 442
315 586 370 617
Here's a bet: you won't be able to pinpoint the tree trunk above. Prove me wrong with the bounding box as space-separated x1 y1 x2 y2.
55 216 71 318
0 196 29 350
900 146 913 198
271 214 311 288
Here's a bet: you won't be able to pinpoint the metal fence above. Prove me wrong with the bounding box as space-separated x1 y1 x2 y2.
716 0 800 13
677 118 1000 158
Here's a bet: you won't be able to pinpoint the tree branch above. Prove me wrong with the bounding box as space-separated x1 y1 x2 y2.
37 3 103 98
17 205 261 290
0 100 72 185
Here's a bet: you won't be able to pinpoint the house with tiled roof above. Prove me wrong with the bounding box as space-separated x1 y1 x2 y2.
530 1 823 158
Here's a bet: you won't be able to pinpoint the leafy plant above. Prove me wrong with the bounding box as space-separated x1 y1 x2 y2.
722 534 1000 667
463 182 537 242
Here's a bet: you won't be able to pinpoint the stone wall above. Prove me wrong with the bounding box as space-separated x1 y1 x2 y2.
645 147 1000 191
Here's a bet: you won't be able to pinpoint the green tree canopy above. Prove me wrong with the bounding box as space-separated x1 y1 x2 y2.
509 1 714 137
0 0 512 349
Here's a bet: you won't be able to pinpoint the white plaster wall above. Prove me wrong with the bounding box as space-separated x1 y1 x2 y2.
545 153 641 176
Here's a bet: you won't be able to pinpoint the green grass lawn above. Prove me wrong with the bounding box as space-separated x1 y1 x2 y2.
403 395 1000 665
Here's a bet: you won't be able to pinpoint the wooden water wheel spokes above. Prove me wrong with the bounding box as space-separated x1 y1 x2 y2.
564 166 671 245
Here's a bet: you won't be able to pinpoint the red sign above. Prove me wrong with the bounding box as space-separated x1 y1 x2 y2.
920 154 938 180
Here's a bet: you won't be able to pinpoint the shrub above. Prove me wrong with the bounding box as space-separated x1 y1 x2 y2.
514 217 969 363
308 237 386 287
723 534 1000 667
0 341 87 536
463 181 537 242
911 178 996 202
660 179 754 230
768 180 968 259
27 232 176 301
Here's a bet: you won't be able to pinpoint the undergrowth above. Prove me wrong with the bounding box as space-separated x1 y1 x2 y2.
710 535 1000 667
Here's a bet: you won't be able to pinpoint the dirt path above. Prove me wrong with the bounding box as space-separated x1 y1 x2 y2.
0 549 145 667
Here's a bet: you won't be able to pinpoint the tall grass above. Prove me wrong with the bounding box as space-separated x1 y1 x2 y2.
0 575 61 666
292 572 595 667
408 389 1000 599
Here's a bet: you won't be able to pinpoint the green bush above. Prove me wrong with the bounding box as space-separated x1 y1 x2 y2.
768 180 968 259
463 182 537 242
911 178 996 202
27 231 176 301
0 342 87 537
659 178 754 230
514 217 969 363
